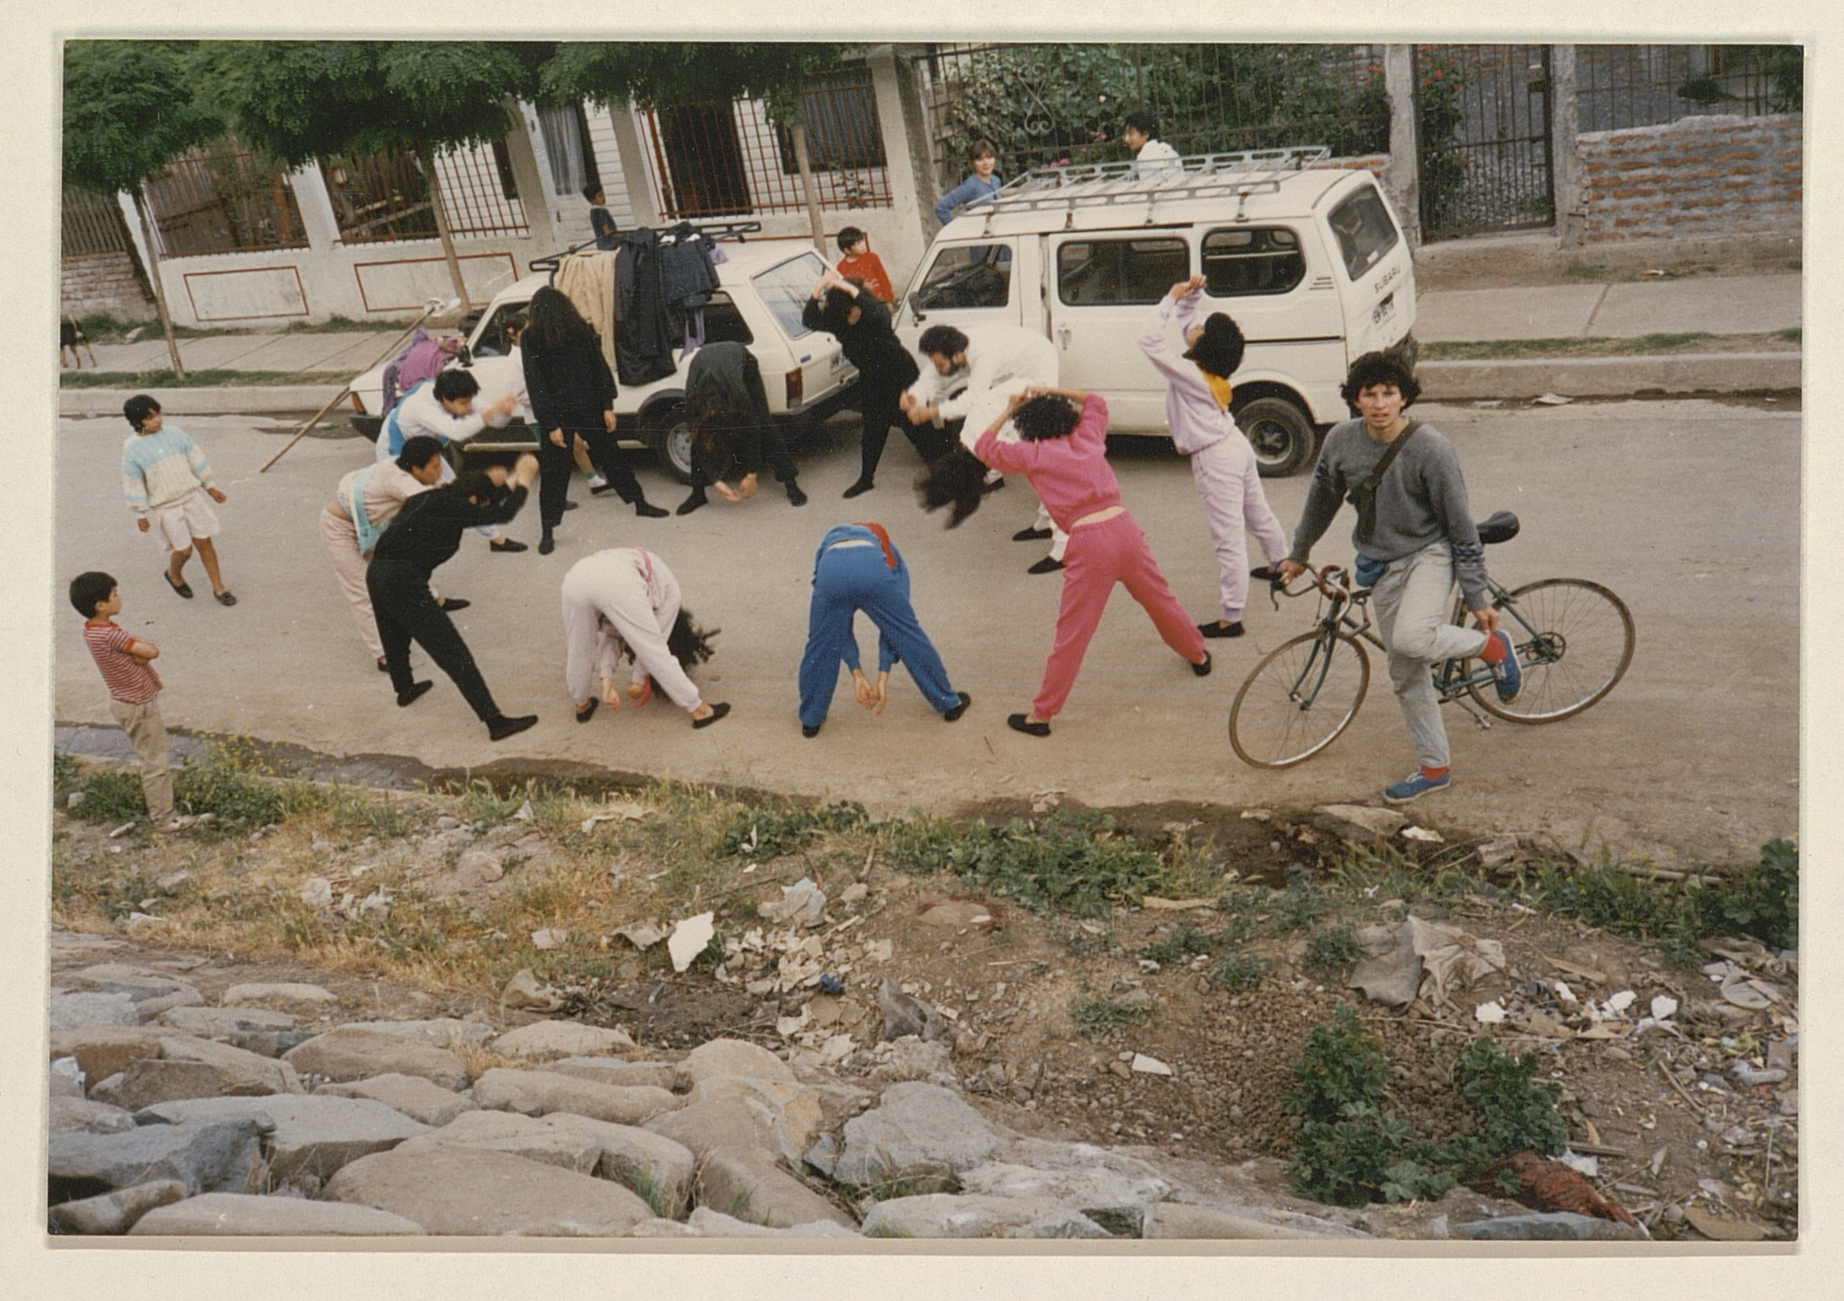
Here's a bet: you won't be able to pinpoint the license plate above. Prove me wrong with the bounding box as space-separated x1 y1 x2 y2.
1372 293 1396 326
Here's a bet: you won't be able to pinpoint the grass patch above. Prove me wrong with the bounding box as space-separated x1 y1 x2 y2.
1302 923 1362 980
279 315 401 334
1069 995 1152 1039
1776 326 1801 344
1208 952 1269 992
60 369 357 389
722 800 868 859
1137 921 1222 964
1421 333 1719 362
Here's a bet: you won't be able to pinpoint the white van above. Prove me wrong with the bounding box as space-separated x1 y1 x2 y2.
895 148 1416 475
345 232 857 481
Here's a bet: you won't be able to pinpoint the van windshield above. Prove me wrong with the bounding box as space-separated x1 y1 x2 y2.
752 252 832 339
913 244 1013 311
1328 185 1400 280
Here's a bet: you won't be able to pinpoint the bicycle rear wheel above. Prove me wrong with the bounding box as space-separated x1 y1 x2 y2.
1470 578 1635 722
1229 630 1370 768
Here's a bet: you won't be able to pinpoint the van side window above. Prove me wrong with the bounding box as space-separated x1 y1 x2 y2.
913 245 1013 311
1200 228 1305 297
1327 186 1400 280
1056 238 1188 306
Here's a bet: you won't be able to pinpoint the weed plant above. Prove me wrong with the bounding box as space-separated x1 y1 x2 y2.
884 810 1169 918
1208 952 1269 992
1069 996 1152 1039
1302 923 1362 980
722 800 868 859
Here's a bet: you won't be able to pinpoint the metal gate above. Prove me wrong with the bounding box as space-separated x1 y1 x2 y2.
1417 45 1554 241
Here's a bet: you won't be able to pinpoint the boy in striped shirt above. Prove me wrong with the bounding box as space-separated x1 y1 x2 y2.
121 394 237 606
71 571 187 832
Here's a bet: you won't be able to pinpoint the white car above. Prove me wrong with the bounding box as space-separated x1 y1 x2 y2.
345 237 859 481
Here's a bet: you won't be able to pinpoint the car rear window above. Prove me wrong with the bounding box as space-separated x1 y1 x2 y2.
752 252 832 339
1201 228 1305 297
1056 237 1188 306
912 244 1013 311
1327 185 1400 280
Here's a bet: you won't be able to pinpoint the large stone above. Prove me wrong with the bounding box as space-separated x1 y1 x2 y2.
646 1097 789 1165
314 1073 479 1127
542 1058 677 1091
961 1140 1171 1236
1454 1211 1649 1241
535 1115 694 1218
1143 1202 1367 1239
50 1056 85 1098
471 1068 677 1126
136 1095 429 1186
49 1097 137 1135
1312 804 1409 843
47 1027 168 1087
693 1151 856 1230
325 1144 654 1235
689 1076 826 1159
64 964 205 1020
859 1193 1107 1239
47 1179 187 1235
221 982 339 1013
334 1017 496 1048
283 1027 469 1090
49 992 144 1030
88 1036 305 1111
393 1109 601 1174
816 1082 1004 1187
159 1005 299 1036
677 1037 796 1088
681 1206 860 1239
130 1192 425 1236
49 1117 270 1202
488 1020 635 1063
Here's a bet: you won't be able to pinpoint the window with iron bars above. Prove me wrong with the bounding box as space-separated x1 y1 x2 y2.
139 140 309 257
1575 45 1800 132
321 142 529 244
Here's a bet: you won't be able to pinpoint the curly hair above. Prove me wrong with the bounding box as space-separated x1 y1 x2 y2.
1011 393 1080 442
1340 350 1421 408
1183 312 1245 380
917 324 969 362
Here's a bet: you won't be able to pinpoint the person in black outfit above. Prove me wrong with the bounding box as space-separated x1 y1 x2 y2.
675 341 808 514
522 286 667 553
367 453 542 741
803 269 939 498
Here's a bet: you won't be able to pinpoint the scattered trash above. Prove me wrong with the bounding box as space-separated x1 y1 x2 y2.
530 928 563 950
818 973 844 995
108 823 136 839
501 967 562 1012
579 802 650 834
1131 1054 1173 1076
612 919 670 950
1476 836 1522 867
759 877 827 927
1729 1061 1788 1087
1650 995 1679 1020
1402 826 1443 843
1476 1001 1507 1024
512 799 534 821
1030 789 1064 814
1533 392 1574 406
299 877 333 911
667 912 715 972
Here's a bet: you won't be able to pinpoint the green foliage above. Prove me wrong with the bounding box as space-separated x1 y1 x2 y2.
1451 1038 1566 1162
913 811 1168 918
1269 886 1332 933
1413 46 1470 235
1694 837 1797 951
541 42 848 124
1137 922 1220 964
67 768 152 824
1290 1103 1455 1206
1208 952 1270 993
1525 855 1701 956
172 745 295 834
1061 926 1117 957
61 369 355 390
1302 923 1362 980
1069 996 1152 1039
1283 1006 1388 1125
722 801 867 859
64 42 222 194
1745 45 1804 113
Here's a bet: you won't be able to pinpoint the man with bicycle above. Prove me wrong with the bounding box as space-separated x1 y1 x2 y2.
1277 352 1519 804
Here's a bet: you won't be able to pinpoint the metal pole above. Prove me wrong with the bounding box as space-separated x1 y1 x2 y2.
257 298 454 473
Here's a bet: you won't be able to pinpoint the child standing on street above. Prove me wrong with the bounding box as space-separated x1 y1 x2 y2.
71 571 186 832
120 395 236 606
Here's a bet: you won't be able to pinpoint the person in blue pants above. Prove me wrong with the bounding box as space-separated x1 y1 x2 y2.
797 522 972 737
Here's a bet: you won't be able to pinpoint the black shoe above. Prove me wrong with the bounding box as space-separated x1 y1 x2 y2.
438 598 470 613
562 500 579 512
943 691 972 722
396 680 434 707
801 722 821 738
1007 712 1050 737
786 484 808 507
1192 651 1213 677
376 657 390 674
589 481 620 495
164 572 194 599
1198 620 1244 638
575 698 598 724
676 493 708 516
692 701 731 729
538 535 556 555
842 478 875 499
1027 556 1066 575
489 538 528 554
1012 525 1052 542
487 712 539 741
635 501 669 519
1250 566 1285 584
214 590 238 607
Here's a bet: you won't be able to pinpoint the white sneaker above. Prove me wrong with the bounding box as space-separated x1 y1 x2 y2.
586 472 609 490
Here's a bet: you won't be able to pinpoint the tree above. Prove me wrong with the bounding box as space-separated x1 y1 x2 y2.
198 41 550 311
542 43 852 252
64 41 224 378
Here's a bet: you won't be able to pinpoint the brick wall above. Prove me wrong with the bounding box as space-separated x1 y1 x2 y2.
61 251 153 320
1578 114 1801 243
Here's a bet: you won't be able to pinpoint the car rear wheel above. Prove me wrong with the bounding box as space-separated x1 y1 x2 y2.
646 400 695 483
1235 396 1318 478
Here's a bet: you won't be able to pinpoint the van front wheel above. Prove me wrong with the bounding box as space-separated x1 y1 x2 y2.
646 400 696 484
1236 397 1317 478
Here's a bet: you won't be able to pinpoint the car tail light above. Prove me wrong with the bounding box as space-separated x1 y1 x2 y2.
785 367 803 406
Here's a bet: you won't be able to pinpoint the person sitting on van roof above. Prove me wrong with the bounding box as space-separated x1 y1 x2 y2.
1122 111 1182 179
934 141 1003 224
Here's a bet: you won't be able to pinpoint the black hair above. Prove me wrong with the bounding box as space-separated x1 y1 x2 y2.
122 394 161 430
917 324 969 361
820 286 859 323
1012 393 1080 441
395 435 444 473
968 140 996 162
522 285 600 355
1123 111 1160 138
916 445 990 528
581 182 604 203
615 607 718 682
1340 350 1421 408
1183 312 1245 380
70 570 117 617
431 369 481 403
836 225 865 253
450 470 499 502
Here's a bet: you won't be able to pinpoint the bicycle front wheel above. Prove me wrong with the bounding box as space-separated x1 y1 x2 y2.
1229 630 1370 768
1470 578 1635 722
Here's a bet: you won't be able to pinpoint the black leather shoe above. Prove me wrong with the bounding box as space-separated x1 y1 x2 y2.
692 702 731 729
842 479 874 499
1198 620 1244 638
786 484 808 507
575 698 598 723
396 681 434 707
438 598 470 613
1192 651 1213 677
1007 712 1050 737
801 722 821 738
943 691 972 721
1012 525 1052 542
487 712 539 741
489 538 528 553
1027 556 1066 575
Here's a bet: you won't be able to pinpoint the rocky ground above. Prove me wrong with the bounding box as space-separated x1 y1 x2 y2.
45 780 1798 1242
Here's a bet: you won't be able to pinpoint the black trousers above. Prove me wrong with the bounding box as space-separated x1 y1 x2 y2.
858 382 945 483
367 557 500 721
579 427 645 504
536 433 577 531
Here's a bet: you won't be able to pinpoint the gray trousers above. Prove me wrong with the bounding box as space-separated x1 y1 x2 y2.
1370 541 1489 771
111 694 174 823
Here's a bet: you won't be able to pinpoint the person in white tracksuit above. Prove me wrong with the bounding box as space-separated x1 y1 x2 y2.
560 548 728 728
1138 276 1289 637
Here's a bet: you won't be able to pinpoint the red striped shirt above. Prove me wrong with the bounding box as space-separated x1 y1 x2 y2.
82 621 161 704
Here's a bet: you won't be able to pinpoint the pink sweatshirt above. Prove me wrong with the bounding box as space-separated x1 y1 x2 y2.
974 393 1122 532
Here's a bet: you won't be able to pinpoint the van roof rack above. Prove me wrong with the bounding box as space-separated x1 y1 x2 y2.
966 147 1332 220
530 220 764 272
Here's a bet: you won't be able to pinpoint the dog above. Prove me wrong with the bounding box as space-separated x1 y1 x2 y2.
61 316 96 369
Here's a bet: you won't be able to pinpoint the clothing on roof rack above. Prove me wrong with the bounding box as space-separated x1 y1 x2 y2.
659 222 723 361
615 228 677 387
555 251 619 380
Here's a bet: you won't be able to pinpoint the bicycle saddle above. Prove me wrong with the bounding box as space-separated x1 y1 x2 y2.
1477 511 1520 545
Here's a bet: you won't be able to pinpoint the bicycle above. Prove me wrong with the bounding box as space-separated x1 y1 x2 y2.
1228 511 1636 768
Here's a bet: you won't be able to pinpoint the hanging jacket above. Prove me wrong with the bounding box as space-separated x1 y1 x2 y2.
554 251 619 380
614 228 677 386
659 223 719 312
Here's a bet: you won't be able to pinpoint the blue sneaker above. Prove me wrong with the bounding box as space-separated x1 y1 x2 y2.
1384 770 1451 804
1487 629 1521 702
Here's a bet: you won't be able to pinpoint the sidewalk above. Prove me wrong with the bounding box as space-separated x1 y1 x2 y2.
57 270 1802 419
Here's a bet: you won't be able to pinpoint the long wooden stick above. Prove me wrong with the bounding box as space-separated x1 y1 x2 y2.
258 302 449 473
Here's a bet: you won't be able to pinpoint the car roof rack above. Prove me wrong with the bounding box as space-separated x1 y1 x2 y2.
965 147 1332 226
529 221 765 273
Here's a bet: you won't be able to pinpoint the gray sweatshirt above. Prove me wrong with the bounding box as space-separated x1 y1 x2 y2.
1288 418 1490 609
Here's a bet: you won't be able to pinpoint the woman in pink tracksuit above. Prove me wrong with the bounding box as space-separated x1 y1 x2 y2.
971 386 1212 736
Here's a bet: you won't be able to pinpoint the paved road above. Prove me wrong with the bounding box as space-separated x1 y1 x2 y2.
51 400 1798 866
